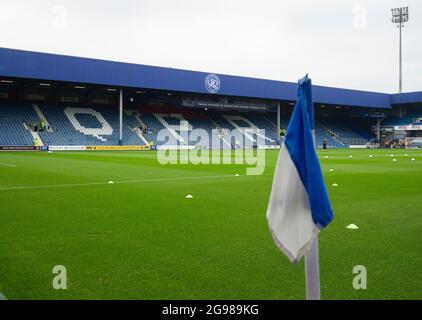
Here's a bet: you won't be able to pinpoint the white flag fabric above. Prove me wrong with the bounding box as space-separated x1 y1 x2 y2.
267 75 334 263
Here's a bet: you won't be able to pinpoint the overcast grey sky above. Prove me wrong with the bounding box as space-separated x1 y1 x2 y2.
0 0 420 93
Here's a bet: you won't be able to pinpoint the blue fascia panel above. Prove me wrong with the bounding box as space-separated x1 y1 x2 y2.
0 47 396 109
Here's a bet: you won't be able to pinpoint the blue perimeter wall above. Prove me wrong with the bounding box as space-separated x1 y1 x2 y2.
0 47 420 109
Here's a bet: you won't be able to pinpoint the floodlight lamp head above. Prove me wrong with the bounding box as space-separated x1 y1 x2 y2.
391 6 410 25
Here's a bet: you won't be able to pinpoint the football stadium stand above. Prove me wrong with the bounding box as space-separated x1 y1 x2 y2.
1 48 422 150
381 113 422 126
0 101 379 148
319 118 371 146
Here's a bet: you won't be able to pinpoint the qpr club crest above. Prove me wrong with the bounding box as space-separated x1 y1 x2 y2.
205 73 221 94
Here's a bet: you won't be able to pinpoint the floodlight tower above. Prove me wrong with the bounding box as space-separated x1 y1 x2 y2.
391 6 409 93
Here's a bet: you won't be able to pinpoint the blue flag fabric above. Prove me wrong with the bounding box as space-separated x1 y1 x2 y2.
267 75 334 263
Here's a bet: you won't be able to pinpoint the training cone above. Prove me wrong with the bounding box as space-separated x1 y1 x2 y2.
347 224 359 229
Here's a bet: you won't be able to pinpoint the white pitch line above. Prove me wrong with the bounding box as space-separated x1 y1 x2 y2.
0 292 6 300
0 163 16 168
0 174 269 192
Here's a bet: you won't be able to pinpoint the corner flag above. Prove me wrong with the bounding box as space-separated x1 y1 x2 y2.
267 75 334 264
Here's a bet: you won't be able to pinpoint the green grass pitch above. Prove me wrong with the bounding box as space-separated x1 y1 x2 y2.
0 148 421 300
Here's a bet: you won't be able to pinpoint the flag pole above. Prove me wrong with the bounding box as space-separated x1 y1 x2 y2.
305 130 321 300
305 238 321 300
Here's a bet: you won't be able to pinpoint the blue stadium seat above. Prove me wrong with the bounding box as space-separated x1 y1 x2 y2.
0 102 39 146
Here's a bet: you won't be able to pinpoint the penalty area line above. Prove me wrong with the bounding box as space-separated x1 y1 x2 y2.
0 174 270 192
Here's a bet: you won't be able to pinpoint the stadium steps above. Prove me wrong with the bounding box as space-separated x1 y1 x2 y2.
124 109 151 145
32 104 53 132
154 113 187 145
263 115 277 129
183 118 221 148
129 126 150 145
138 113 163 144
209 118 232 147
212 115 256 147
318 122 347 146
222 115 256 145
30 131 44 146
242 114 278 145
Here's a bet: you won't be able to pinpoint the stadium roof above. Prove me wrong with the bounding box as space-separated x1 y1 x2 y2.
0 47 421 109
390 91 422 105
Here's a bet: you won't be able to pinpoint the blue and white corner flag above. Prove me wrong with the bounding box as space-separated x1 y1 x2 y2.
267 75 333 263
